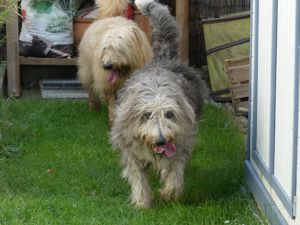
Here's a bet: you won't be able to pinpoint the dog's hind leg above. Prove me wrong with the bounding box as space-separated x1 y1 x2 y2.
78 58 101 110
122 155 152 208
88 91 101 111
159 160 185 201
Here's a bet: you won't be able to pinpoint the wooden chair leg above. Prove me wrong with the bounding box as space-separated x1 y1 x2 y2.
6 3 21 97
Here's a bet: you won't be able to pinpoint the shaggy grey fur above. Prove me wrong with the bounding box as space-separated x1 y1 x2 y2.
110 0 206 208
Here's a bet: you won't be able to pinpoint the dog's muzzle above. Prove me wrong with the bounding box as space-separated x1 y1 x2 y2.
153 141 176 158
103 62 114 70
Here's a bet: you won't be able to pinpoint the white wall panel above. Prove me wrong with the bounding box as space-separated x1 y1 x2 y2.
274 0 297 200
248 0 300 221
297 55 300 223
255 0 274 167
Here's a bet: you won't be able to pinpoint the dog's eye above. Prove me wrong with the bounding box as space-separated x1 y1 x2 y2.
165 111 175 119
142 112 152 120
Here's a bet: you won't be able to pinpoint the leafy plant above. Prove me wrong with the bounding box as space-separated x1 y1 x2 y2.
0 0 17 42
0 0 17 24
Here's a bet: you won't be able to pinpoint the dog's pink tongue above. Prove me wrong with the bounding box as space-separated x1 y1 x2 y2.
154 142 176 158
108 70 119 85
165 142 176 157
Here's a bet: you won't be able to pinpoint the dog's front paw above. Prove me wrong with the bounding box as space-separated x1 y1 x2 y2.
131 195 152 208
130 185 152 208
159 187 182 201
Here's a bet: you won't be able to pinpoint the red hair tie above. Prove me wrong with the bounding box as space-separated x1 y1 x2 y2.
124 4 134 20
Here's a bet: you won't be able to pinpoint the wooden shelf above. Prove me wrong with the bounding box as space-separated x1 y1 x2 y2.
6 1 189 97
19 56 78 66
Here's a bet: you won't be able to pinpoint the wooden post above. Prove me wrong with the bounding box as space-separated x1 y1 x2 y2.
176 0 189 62
6 3 21 97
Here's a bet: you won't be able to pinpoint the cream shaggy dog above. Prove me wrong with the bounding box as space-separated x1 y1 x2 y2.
77 16 152 125
96 0 133 18
110 0 207 208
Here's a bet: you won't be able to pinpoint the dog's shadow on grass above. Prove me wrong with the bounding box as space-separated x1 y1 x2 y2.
181 160 243 205
147 157 243 207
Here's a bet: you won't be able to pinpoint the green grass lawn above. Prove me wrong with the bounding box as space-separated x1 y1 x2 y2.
0 99 267 225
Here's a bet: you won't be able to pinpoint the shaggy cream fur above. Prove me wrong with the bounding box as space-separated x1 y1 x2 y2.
77 16 152 125
96 0 131 18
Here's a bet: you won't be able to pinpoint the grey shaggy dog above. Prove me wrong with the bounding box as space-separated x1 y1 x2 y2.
110 0 207 208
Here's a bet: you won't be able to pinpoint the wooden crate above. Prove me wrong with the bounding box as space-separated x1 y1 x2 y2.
224 56 249 115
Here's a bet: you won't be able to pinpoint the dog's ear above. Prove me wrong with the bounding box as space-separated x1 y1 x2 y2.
130 27 142 47
127 26 151 67
115 86 136 121
177 96 196 126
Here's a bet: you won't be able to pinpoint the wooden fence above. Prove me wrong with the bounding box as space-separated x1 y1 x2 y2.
190 0 250 67
162 0 250 67
190 0 250 18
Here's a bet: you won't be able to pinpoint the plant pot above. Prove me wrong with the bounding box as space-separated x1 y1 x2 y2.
73 18 94 50
73 13 152 52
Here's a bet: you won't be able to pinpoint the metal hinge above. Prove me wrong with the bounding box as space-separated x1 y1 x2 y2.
293 196 297 218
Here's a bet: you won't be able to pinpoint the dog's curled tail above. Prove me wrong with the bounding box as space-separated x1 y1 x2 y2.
135 0 180 60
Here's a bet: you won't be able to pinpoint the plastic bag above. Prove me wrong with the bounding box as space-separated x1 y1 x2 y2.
19 0 83 57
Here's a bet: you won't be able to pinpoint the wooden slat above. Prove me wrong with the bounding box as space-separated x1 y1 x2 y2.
231 83 249 91
227 64 249 72
228 70 249 83
176 0 189 62
232 91 248 99
238 101 249 114
239 101 249 108
232 84 249 99
19 57 78 66
224 56 249 68
233 91 248 100
6 6 20 97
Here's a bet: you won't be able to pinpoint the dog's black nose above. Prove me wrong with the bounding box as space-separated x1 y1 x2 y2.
103 62 113 70
155 137 166 146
